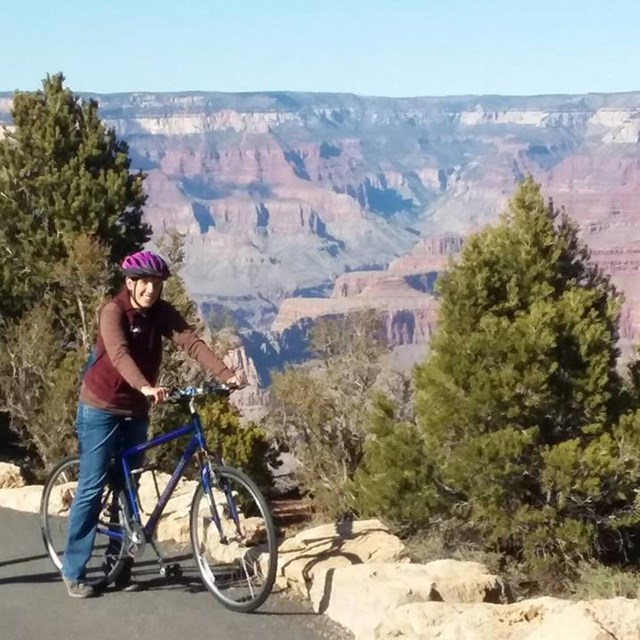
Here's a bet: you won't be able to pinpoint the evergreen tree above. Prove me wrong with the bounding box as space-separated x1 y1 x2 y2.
0 73 150 470
0 73 150 319
413 178 638 579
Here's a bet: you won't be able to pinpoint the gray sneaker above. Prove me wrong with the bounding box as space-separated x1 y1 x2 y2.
63 578 96 599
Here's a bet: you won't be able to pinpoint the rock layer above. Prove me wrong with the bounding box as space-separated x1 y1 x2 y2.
4 91 640 338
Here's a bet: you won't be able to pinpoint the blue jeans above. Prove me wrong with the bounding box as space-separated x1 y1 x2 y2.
62 402 148 582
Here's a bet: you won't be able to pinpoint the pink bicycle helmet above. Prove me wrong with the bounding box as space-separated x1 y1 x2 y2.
121 250 171 280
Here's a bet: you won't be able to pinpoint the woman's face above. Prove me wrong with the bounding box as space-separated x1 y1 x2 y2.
126 277 163 308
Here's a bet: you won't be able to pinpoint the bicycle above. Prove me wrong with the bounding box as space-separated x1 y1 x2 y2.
40 383 278 613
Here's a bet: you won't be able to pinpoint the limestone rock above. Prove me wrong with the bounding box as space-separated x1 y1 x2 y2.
583 598 640 640
0 485 43 513
418 558 512 603
374 598 564 640
374 597 640 640
136 471 195 518
0 462 26 489
524 605 616 640
311 560 509 640
46 481 78 516
276 519 406 595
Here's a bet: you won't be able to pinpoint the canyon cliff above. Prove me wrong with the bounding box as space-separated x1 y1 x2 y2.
2 90 640 374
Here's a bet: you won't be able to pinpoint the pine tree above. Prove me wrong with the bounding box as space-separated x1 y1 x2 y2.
0 73 150 319
0 73 150 470
413 178 638 579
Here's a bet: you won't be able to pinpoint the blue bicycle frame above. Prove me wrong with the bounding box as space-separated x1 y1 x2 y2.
96 409 224 542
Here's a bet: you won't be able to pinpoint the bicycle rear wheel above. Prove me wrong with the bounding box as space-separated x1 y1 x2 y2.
40 455 128 590
190 465 278 613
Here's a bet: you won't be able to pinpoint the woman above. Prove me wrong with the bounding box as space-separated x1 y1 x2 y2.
62 250 243 598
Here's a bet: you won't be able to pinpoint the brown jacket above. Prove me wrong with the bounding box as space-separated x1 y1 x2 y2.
80 288 233 415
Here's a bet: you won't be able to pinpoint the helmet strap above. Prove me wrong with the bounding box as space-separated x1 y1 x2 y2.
131 280 144 309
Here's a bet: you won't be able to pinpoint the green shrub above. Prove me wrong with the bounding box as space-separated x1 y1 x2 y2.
351 392 436 534
266 311 389 519
570 562 640 600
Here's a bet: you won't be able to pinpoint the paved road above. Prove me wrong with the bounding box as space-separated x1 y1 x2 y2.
0 507 349 640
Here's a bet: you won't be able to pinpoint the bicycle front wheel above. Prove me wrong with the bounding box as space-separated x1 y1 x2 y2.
190 466 278 613
40 455 128 590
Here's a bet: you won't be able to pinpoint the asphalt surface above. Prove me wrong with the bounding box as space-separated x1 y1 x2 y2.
0 507 349 640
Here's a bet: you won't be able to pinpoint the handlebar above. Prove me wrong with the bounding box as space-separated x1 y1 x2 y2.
166 382 240 402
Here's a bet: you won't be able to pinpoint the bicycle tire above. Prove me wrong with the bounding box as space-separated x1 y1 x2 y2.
190 465 278 613
40 455 128 590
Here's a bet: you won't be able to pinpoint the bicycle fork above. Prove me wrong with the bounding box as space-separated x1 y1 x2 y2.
197 450 243 543
196 451 226 544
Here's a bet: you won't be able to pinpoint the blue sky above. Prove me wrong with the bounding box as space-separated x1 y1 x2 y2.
1 0 639 97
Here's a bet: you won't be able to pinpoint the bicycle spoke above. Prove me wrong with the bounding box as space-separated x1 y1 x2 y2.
190 466 278 612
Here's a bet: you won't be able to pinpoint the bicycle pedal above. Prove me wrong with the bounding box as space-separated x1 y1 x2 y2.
159 563 183 579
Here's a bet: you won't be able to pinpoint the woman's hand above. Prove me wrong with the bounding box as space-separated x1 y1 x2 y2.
140 385 170 404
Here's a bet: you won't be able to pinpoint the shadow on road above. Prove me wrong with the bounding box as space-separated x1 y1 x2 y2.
254 610 315 617
0 569 61 586
0 553 50 569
